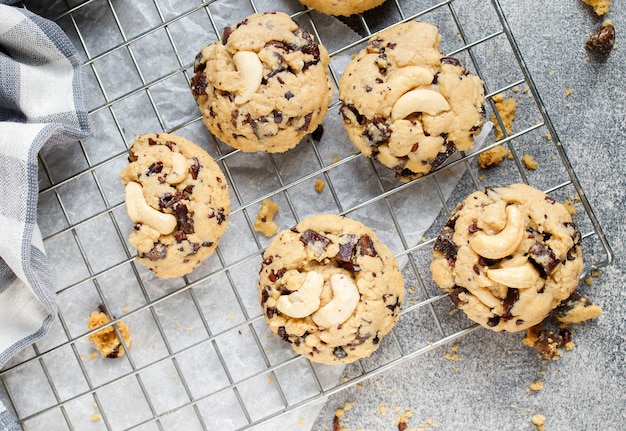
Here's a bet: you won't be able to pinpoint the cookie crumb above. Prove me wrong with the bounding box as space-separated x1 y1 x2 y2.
521 154 538 170
87 306 131 359
254 199 279 237
563 199 577 215
531 414 546 431
477 145 510 168
332 155 340 164
564 88 573 97
529 380 544 391
581 0 612 15
315 179 326 193
491 93 517 140
90 413 102 422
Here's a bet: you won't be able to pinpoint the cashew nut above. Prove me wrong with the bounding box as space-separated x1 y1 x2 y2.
125 182 177 235
312 274 360 328
469 205 525 259
486 262 540 289
391 89 450 121
166 152 188 185
276 271 324 318
232 51 263 105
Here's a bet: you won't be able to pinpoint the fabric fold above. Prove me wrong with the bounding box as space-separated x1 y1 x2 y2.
0 0 90 380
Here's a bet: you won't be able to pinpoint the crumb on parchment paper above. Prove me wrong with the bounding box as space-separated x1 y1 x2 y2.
254 199 279 237
532 414 546 431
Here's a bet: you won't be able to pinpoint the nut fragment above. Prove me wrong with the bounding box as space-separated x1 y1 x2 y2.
312 274 360 328
486 262 540 289
470 205 525 259
125 182 177 235
276 271 324 318
232 51 263 104
585 19 615 56
166 152 188 185
391 88 450 121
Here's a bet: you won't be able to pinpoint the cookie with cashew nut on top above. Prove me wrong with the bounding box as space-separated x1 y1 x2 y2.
190 11 333 153
338 21 486 182
297 0 388 16
259 214 405 364
430 183 585 332
119 133 230 278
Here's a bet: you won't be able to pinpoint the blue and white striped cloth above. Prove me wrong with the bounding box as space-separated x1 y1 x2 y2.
0 3 89 429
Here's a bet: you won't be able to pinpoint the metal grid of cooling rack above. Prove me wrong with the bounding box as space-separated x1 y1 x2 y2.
0 0 613 430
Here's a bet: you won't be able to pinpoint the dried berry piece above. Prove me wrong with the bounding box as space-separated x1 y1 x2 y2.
585 19 615 56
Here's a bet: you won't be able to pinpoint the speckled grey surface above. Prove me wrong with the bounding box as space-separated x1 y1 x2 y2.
312 1 626 430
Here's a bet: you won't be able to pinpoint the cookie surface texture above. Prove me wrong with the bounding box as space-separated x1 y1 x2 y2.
298 0 387 16
338 21 485 182
430 184 584 332
259 214 405 364
119 133 230 278
191 11 333 153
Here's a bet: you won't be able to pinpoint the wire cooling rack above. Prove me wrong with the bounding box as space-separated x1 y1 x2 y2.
1 0 613 430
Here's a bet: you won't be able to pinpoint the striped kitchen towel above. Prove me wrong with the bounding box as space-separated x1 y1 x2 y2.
0 3 89 427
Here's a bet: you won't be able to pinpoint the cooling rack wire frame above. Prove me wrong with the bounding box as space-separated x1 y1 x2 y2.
0 0 613 430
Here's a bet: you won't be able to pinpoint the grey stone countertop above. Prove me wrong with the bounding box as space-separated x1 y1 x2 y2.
313 1 626 430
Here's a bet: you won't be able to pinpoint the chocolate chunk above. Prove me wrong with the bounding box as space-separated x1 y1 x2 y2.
501 288 520 320
221 26 234 44
297 112 313 132
147 161 163 175
433 226 458 261
299 229 331 250
173 231 187 242
190 157 200 180
312 124 324 142
142 243 167 261
585 20 615 56
266 306 276 318
487 315 500 327
441 56 461 67
175 204 194 234
332 346 348 359
528 241 560 276
449 287 469 307
334 235 356 269
523 326 565 358
339 104 366 126
190 73 208 98
365 117 391 145
429 139 456 171
356 235 377 257
277 326 291 343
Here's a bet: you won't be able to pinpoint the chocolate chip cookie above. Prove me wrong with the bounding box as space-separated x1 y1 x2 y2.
430 184 584 332
298 0 387 16
259 214 405 364
191 11 333 153
338 21 486 182
119 133 230 278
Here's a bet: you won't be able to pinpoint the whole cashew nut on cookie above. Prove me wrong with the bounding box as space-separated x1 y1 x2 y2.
276 271 324 318
125 182 177 235
312 274 360 328
470 205 525 259
232 51 263 105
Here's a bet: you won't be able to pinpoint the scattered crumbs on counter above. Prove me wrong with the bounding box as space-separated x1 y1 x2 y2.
545 133 552 140
267 376 273 384
122 306 130 313
379 402 387 416
356 383 364 390
477 145 510 169
531 413 546 431
332 155 340 164
315 179 326 193
521 154 538 170
549 70 555 76
527 380 544 392
90 413 102 422
298 418 306 425
565 88 573 96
